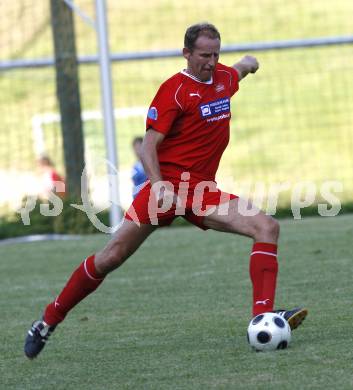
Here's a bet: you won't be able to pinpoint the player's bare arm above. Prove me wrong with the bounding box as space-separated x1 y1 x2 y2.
232 55 259 81
141 129 178 207
141 129 164 185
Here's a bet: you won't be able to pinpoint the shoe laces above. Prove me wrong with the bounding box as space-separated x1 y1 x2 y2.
31 321 52 340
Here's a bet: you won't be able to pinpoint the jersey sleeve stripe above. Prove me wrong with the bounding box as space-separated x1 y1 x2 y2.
174 83 183 110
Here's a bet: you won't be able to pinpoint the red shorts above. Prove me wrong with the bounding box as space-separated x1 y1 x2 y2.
125 177 237 230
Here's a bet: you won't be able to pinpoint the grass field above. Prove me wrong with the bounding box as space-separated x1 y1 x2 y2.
1 215 353 389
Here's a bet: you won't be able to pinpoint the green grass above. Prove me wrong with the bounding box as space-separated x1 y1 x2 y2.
1 215 353 389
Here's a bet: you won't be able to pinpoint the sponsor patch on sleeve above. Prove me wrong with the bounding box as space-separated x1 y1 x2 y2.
147 106 158 120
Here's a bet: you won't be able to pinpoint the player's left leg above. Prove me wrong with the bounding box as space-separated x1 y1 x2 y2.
24 219 156 359
43 219 156 326
202 197 307 329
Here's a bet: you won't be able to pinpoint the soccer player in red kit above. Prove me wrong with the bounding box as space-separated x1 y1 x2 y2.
24 23 307 359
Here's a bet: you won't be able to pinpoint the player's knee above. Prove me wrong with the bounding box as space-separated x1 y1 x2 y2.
254 215 280 241
262 216 280 239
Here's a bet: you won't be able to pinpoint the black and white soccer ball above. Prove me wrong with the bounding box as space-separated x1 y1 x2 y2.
247 312 291 351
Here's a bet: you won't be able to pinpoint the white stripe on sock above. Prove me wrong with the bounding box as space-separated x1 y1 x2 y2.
84 258 103 281
251 251 277 257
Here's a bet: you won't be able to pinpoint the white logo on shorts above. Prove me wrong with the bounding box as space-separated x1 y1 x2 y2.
255 299 270 305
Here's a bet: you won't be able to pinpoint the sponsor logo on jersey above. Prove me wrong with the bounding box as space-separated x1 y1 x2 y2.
215 83 225 93
199 97 230 119
206 113 230 123
147 106 158 120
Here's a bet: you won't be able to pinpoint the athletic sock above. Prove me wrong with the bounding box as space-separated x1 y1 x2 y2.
249 242 278 317
43 255 104 326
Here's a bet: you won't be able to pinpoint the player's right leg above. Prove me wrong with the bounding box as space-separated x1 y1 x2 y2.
24 219 156 359
202 197 308 329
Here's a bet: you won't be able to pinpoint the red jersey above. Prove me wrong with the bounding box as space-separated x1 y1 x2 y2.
146 62 239 181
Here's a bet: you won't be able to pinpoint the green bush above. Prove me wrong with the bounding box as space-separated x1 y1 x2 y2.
0 197 112 239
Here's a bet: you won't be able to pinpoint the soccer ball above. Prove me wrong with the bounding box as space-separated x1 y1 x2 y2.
247 312 291 351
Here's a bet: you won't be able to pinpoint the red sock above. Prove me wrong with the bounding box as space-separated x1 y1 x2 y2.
44 255 104 326
249 242 278 317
